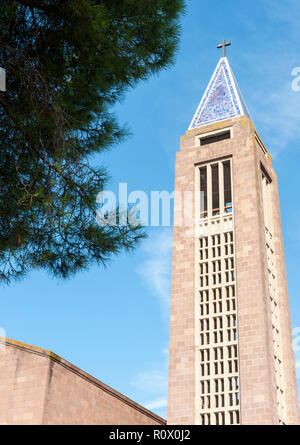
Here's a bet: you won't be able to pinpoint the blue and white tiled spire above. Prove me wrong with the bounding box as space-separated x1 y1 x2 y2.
189 57 250 130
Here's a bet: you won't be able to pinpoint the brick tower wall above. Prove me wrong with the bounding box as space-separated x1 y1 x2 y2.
167 116 299 425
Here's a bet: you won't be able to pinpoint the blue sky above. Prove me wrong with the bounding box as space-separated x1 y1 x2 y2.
1 0 300 419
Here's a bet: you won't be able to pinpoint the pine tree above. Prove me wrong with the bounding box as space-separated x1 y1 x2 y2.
0 0 185 282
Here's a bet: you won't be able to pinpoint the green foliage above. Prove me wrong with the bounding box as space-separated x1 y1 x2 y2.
0 0 185 283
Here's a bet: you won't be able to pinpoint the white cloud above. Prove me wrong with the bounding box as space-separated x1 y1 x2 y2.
256 85 300 156
131 347 169 395
131 368 168 395
241 49 300 157
136 228 173 318
130 347 169 418
267 0 300 29
230 1 300 157
144 397 167 411
132 230 172 418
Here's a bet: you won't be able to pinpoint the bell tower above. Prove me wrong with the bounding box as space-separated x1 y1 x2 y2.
167 50 299 425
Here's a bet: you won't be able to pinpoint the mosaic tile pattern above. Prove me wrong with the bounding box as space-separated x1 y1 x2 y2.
189 58 250 129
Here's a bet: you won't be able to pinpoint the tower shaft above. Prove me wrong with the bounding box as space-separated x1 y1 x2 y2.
167 114 299 425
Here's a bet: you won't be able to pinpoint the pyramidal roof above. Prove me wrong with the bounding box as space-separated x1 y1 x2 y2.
189 57 250 130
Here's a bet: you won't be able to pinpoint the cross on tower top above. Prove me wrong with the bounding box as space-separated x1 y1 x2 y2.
217 39 231 57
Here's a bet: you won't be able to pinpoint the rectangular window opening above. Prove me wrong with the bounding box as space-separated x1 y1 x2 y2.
223 161 232 213
200 131 231 146
200 166 208 219
212 164 220 216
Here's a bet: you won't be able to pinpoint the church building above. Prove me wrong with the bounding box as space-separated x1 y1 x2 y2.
0 44 299 425
167 42 299 425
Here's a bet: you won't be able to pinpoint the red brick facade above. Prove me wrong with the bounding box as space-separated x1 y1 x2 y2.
167 116 299 425
0 338 165 425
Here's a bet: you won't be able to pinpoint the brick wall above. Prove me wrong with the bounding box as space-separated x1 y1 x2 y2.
0 338 165 425
167 116 299 424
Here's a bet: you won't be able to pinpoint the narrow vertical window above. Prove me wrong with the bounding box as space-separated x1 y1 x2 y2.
200 167 208 219
223 161 232 213
212 164 220 216
261 168 272 231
